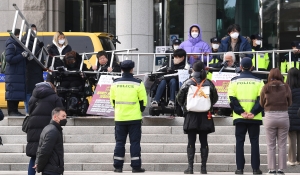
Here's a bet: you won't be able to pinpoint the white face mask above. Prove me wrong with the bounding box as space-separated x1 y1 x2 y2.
255 40 261 45
174 57 184 65
230 32 239 39
191 32 198 38
173 45 179 50
58 39 65 45
212 44 219 50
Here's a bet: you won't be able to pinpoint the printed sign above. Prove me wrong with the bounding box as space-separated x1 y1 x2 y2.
211 72 239 108
0 72 48 82
178 69 189 87
87 75 120 116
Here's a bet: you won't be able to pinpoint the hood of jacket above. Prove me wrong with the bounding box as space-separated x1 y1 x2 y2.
188 24 203 45
5 36 20 47
32 83 56 99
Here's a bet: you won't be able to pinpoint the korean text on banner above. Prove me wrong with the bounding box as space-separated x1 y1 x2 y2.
211 72 239 108
87 75 120 116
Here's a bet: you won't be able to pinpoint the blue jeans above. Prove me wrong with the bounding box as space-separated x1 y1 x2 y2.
154 78 177 102
24 93 32 114
28 157 36 175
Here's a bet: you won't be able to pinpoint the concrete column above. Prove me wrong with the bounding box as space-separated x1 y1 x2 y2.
47 0 65 32
0 0 25 32
116 0 154 73
184 0 216 44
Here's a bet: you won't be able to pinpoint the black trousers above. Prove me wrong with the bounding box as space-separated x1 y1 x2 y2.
235 122 260 170
7 100 20 114
114 123 142 169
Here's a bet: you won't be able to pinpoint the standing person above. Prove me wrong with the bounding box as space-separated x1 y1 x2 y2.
227 57 264 174
176 60 218 174
209 37 221 66
286 68 300 166
5 28 27 116
22 24 45 115
110 60 147 173
218 24 252 65
47 31 72 83
26 82 63 175
34 107 67 175
179 24 211 67
260 68 292 174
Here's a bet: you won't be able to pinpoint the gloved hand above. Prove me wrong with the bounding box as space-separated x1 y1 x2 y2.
38 41 44 48
27 55 34 61
21 51 29 58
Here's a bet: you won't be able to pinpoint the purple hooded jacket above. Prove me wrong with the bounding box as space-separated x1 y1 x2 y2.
179 24 211 66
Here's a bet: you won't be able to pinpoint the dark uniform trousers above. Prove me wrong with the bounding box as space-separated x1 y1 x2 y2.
114 123 142 169
235 122 260 170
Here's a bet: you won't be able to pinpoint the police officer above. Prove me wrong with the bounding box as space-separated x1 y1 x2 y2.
227 57 264 175
250 34 269 70
209 37 221 66
110 60 147 173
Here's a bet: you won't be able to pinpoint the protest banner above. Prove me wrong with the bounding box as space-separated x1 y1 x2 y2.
211 72 239 108
87 75 120 116
177 69 189 87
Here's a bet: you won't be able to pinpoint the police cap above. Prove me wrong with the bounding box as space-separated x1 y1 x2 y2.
120 60 135 69
210 37 220 43
240 57 252 70
172 39 181 45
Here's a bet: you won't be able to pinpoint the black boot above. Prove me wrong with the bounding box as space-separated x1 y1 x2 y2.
184 147 195 174
200 147 209 174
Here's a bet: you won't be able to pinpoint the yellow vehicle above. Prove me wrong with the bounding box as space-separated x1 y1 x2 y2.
0 32 116 108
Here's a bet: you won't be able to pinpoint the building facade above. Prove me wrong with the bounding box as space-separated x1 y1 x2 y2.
0 0 300 53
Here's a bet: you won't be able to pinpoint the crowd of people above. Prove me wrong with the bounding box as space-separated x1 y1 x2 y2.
2 22 300 175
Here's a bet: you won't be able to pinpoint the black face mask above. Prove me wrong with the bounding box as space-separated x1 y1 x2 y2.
59 119 67 126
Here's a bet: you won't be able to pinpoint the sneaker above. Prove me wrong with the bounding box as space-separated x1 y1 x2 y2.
253 169 262 174
114 168 122 173
267 170 276 174
296 161 300 165
151 101 158 107
168 100 174 107
235 169 243 174
277 170 285 175
287 161 296 166
132 167 145 173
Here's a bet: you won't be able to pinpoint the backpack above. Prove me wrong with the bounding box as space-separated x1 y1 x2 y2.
186 78 211 112
1 44 16 73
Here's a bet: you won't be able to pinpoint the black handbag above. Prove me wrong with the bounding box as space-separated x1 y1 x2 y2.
22 115 30 133
0 108 4 121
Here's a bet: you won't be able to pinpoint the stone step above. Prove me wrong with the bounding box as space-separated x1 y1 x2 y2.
1 162 300 173
0 143 281 154
1 163 300 173
0 125 267 135
0 152 288 164
0 134 268 144
0 116 234 126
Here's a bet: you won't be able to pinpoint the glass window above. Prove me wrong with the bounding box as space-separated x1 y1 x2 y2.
65 0 84 32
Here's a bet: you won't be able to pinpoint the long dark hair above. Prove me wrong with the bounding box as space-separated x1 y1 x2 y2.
265 68 288 93
192 60 206 80
286 67 300 89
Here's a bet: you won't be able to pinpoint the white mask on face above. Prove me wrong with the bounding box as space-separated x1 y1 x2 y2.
191 32 199 38
255 40 261 45
173 45 179 50
58 39 65 45
212 44 219 50
230 32 239 39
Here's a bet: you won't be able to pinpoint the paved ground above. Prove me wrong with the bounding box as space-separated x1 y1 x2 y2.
0 172 299 175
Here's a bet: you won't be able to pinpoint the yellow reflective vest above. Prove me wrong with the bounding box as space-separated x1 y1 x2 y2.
227 71 264 123
252 49 269 70
110 73 147 122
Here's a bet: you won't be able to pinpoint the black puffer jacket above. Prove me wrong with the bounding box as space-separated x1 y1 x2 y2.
36 120 64 174
176 72 218 134
26 83 63 157
288 88 300 131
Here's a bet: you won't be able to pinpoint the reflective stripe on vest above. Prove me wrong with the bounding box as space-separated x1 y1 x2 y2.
115 101 137 105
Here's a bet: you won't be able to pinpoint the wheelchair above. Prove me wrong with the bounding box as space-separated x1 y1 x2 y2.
148 72 183 117
53 67 94 116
